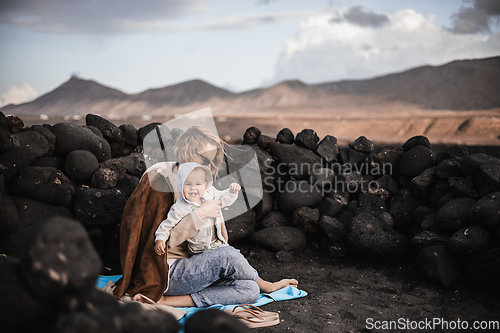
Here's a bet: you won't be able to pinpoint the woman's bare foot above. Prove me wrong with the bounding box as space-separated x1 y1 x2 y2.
258 277 299 293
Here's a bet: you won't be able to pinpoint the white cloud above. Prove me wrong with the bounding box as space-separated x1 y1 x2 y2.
0 83 38 107
267 8 500 86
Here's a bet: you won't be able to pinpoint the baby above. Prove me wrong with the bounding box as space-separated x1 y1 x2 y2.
154 162 240 256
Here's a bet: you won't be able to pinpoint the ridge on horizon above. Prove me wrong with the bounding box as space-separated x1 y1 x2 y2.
2 55 500 115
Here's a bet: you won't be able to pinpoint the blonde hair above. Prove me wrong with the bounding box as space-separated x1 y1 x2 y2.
173 126 226 174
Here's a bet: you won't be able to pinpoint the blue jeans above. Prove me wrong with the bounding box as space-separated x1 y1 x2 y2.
165 246 260 307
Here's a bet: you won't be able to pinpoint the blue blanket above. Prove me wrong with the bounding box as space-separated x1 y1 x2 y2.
97 275 307 324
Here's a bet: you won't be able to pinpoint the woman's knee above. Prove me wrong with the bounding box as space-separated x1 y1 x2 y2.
238 280 260 304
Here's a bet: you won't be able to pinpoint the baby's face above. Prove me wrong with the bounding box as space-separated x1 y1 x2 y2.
183 169 207 202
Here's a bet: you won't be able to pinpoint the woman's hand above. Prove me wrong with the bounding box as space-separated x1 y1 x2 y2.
197 199 222 219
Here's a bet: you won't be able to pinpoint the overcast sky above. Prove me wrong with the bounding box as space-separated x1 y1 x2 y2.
1 0 499 107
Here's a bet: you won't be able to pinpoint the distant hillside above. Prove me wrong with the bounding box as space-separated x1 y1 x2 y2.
2 56 499 117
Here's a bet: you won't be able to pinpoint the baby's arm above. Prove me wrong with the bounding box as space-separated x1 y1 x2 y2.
212 183 240 208
155 203 190 255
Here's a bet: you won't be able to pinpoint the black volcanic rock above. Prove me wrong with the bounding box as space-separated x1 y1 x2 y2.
250 226 307 252
20 217 101 300
224 205 256 243
319 215 347 243
355 193 387 217
399 145 436 178
117 152 146 177
9 166 74 206
402 135 431 151
7 115 24 133
388 189 420 226
277 180 322 215
416 245 459 289
411 231 448 251
411 167 436 198
243 126 261 145
434 197 475 234
376 174 400 196
0 195 21 235
257 134 275 149
73 186 128 227
295 129 319 150
428 180 450 209
371 147 403 175
445 146 469 163
468 192 500 229
0 131 49 180
268 142 322 177
318 196 343 218
64 150 99 183
447 226 490 257
85 114 123 143
349 136 374 153
51 122 111 162
276 128 294 144
115 174 140 196
91 158 127 189
435 158 462 179
292 207 320 233
314 135 338 162
474 164 500 197
338 148 369 169
310 167 335 190
463 153 500 176
258 211 289 229
348 213 410 262
31 124 56 155
467 248 500 292
0 111 12 152
119 124 139 147
448 176 478 198
0 197 72 257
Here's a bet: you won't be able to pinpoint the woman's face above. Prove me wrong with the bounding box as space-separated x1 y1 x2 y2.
192 143 218 169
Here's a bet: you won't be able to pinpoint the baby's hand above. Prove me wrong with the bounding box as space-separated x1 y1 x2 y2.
154 240 166 256
229 183 241 194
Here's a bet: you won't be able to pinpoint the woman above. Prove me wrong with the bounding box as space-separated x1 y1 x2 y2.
113 126 297 307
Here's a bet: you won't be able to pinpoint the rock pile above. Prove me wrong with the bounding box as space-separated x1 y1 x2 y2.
239 128 500 291
1 111 499 292
0 112 147 271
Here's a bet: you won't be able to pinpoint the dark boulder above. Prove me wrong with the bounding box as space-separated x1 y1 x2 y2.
253 191 273 220
51 123 111 162
448 177 478 199
119 124 139 147
0 112 12 152
412 206 436 225
171 127 184 141
445 146 469 164
447 226 490 256
0 197 72 257
7 115 24 133
399 145 436 178
277 180 322 215
115 174 140 196
117 152 146 177
338 148 369 169
314 135 338 162
295 129 319 150
276 128 294 144
268 143 322 178
371 147 403 175
91 158 127 189
0 131 50 180
31 124 56 155
376 174 400 196
411 231 448 251
428 180 450 209
463 153 500 176
437 191 459 210
435 159 462 179
243 126 261 145
411 167 436 198
421 214 437 232
474 164 500 197
468 192 500 229
435 197 476 235
402 135 431 151
318 196 343 218
0 195 21 235
224 200 256 242
377 212 394 229
64 150 99 183
388 189 420 226
31 156 63 169
257 134 275 149
347 213 410 262
319 215 348 243
138 122 162 144
85 114 122 142
9 166 74 206
349 136 374 153
252 144 274 174
20 217 101 300
73 187 128 227
250 226 307 252
292 207 320 233
416 245 460 288
257 211 289 229
355 193 387 217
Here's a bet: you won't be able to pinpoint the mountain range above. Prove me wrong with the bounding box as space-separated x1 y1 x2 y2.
2 55 500 117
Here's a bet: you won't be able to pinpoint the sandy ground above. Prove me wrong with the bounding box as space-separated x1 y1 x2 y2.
234 240 500 333
16 107 500 146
